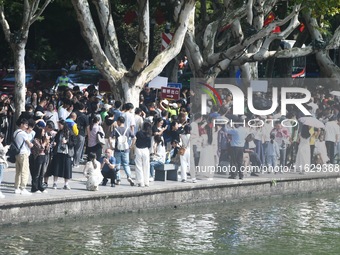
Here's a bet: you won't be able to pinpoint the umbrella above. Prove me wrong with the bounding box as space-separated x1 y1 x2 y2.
330 91 340 97
299 117 325 128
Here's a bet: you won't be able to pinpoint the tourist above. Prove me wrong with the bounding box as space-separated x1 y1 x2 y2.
44 102 59 130
46 119 74 190
150 135 166 181
111 116 135 186
83 152 102 191
100 148 117 187
135 122 152 187
0 133 9 198
324 115 340 164
295 125 311 174
270 121 290 167
224 117 248 180
30 128 49 193
14 118 33 195
179 125 191 182
314 133 329 164
122 103 135 134
73 102 89 166
87 116 104 161
266 134 280 173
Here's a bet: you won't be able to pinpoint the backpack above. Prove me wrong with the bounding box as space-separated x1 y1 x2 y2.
7 131 25 163
115 128 129 151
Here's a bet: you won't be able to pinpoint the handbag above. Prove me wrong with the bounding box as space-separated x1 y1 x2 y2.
96 127 106 146
178 147 186 156
179 135 189 156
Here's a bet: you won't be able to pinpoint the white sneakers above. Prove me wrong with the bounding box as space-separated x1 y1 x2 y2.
14 188 32 195
20 189 32 195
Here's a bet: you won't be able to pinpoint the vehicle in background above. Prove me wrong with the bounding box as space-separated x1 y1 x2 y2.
68 69 102 92
0 69 60 95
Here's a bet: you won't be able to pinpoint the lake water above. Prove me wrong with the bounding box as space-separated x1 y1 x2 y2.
1 193 340 255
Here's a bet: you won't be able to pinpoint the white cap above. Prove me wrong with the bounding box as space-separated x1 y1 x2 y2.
35 111 45 117
103 104 111 111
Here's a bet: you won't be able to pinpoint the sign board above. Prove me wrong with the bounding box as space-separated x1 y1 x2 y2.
161 86 180 100
250 80 268 92
167 83 182 89
148 76 168 89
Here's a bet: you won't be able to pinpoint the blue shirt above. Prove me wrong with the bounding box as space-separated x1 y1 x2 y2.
100 155 116 173
224 126 248 147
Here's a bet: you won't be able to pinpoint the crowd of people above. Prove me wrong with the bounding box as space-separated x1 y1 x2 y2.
0 70 339 198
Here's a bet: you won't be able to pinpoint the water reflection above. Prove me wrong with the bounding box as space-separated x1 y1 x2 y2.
1 194 340 254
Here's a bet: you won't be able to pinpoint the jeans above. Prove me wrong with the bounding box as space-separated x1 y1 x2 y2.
326 141 335 164
31 155 47 192
0 163 4 185
267 155 277 169
150 160 163 178
114 151 131 179
101 169 117 184
230 146 244 179
279 148 286 167
254 139 264 165
74 135 85 166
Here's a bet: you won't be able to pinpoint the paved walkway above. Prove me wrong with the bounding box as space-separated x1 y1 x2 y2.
1 162 339 206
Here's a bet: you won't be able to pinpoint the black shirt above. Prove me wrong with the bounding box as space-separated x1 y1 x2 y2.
135 131 151 149
75 111 89 137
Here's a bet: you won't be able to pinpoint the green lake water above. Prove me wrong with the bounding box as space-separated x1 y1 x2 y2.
1 193 340 255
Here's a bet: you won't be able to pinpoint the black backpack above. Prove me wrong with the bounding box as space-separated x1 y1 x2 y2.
7 131 25 163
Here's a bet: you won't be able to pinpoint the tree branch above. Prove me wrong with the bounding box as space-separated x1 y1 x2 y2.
184 1 203 75
326 25 340 50
233 46 314 65
211 4 302 73
138 0 195 85
246 0 254 25
30 0 53 25
71 0 121 83
92 0 125 70
130 0 150 74
303 11 340 80
22 0 32 30
204 5 247 63
0 5 11 43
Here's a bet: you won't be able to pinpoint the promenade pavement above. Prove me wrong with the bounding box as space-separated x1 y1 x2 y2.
1 162 339 206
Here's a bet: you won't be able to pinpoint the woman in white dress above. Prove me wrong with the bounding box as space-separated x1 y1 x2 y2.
83 152 102 191
198 120 215 180
295 125 311 174
179 125 191 182
314 134 329 164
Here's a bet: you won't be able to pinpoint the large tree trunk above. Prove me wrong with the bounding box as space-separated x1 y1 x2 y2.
120 77 142 106
72 0 195 103
0 0 52 123
13 45 26 121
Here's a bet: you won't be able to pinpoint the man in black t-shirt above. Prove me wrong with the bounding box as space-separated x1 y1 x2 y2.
73 103 89 167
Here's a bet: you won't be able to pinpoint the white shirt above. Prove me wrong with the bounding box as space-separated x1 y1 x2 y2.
122 111 136 132
14 130 31 155
325 121 340 142
58 106 69 120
